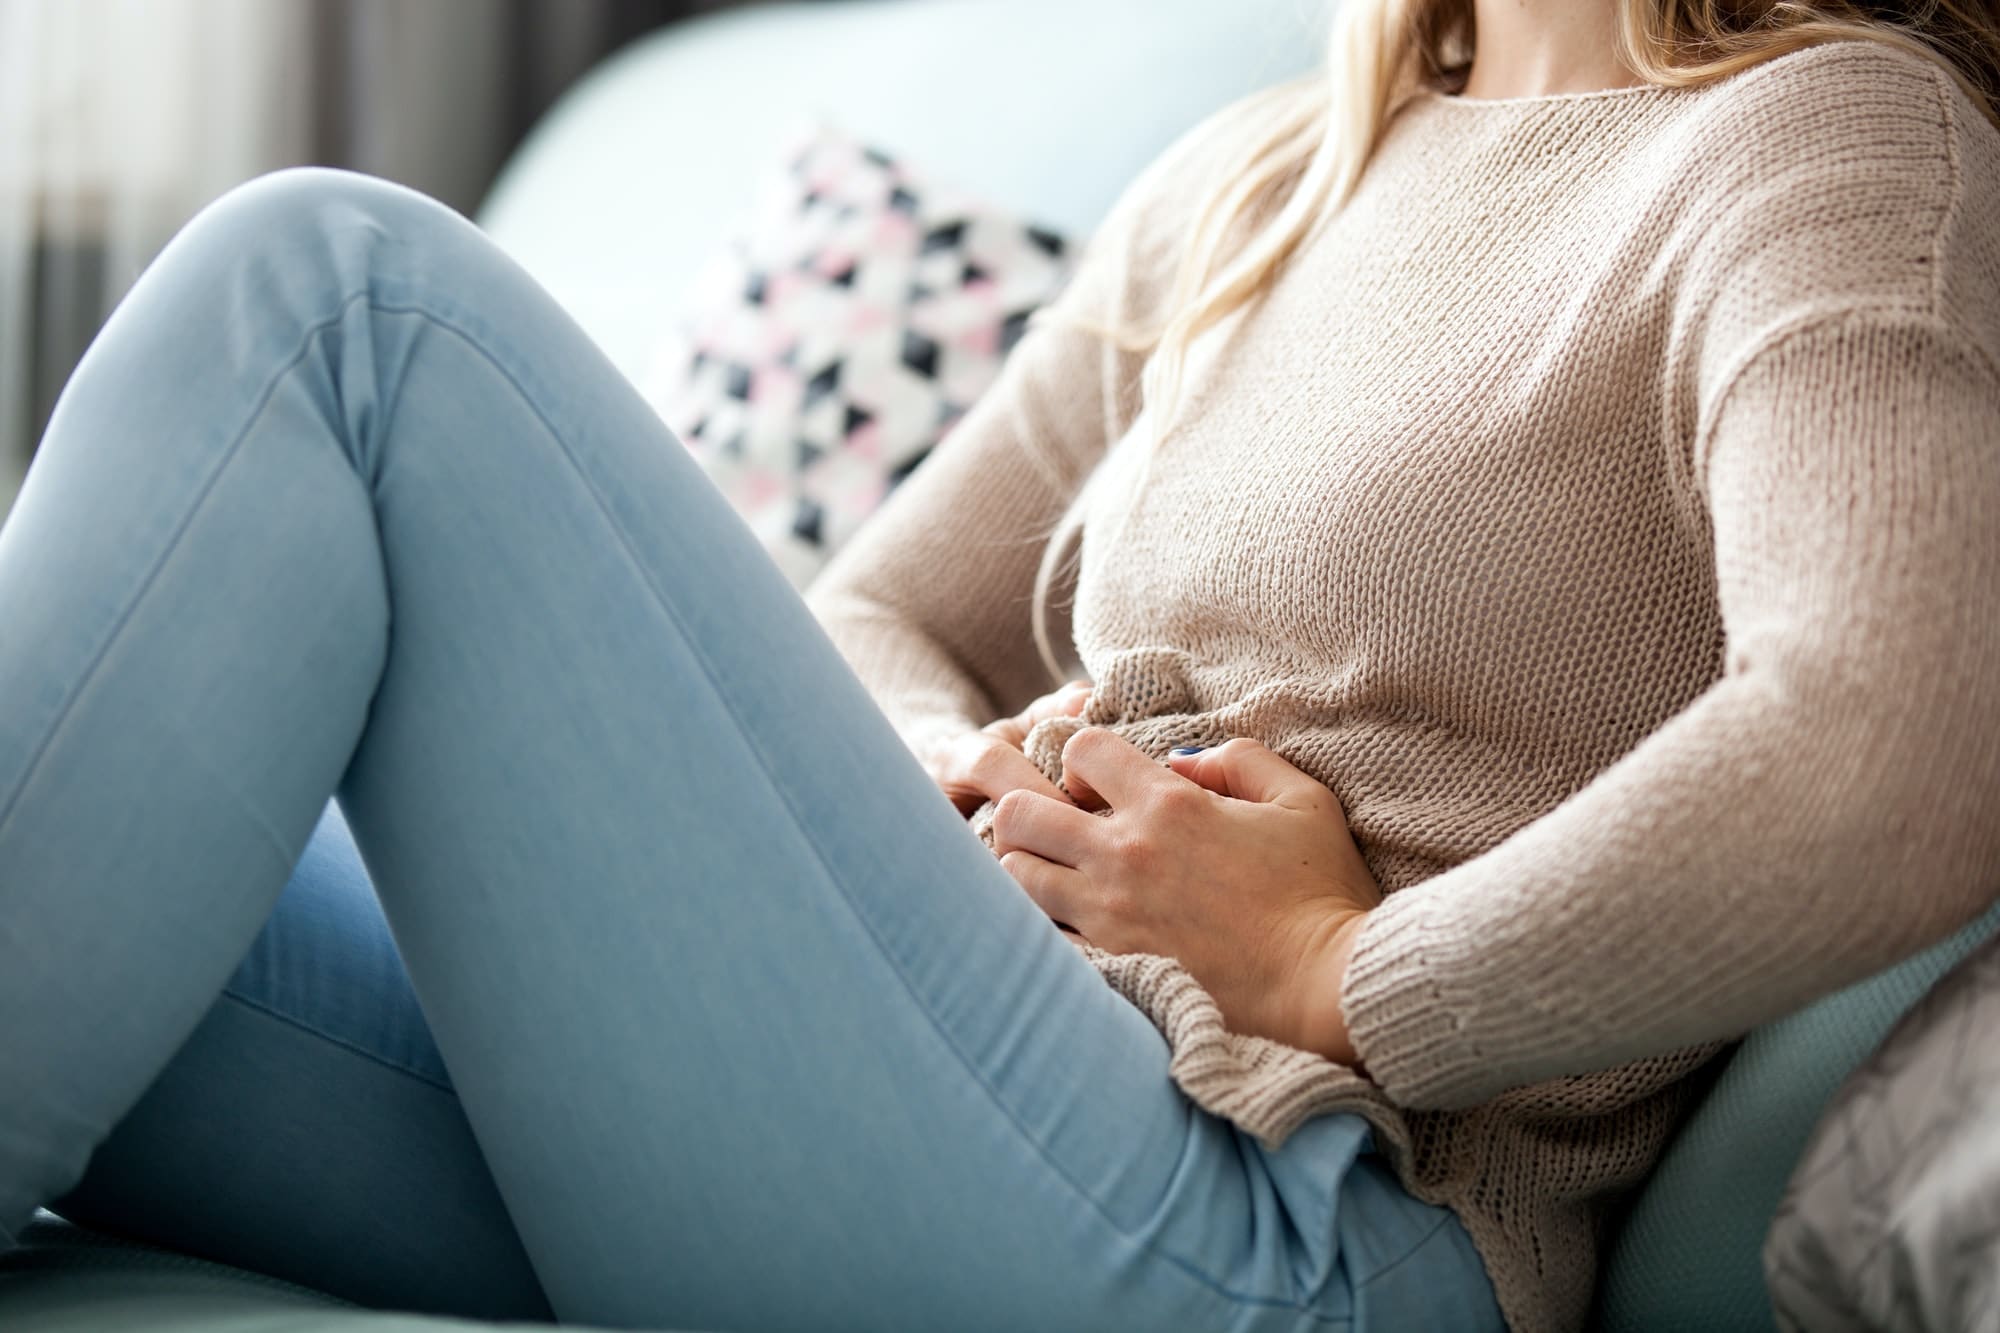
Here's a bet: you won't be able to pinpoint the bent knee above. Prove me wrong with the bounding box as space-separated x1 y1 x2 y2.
164 168 472 306
203 166 458 239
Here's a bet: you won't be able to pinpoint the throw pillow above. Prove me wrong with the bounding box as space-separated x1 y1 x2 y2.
1594 897 2000 1333
1764 919 2000 1332
638 123 1078 588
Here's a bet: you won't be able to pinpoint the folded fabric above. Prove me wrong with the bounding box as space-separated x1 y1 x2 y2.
1765 915 2000 1332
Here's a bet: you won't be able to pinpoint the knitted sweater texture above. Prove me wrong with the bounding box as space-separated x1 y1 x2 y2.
806 41 2000 1333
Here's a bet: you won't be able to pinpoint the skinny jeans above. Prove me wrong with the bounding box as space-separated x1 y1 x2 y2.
0 169 1503 1332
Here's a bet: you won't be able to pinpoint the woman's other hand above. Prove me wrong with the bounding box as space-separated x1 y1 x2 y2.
989 730 1381 1066
926 679 1094 816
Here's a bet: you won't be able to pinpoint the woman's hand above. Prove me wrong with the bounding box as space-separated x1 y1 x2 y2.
989 729 1381 1066
925 679 1094 817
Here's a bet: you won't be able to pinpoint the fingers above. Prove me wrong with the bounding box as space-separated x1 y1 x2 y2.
982 679 1092 751
1050 679 1095 719
933 731 1073 815
1165 737 1338 812
997 848 1090 932
980 715 1029 748
1059 726 1169 810
1024 678 1093 727
989 788 1102 867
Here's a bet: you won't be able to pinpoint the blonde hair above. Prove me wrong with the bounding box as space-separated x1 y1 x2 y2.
1026 0 2000 681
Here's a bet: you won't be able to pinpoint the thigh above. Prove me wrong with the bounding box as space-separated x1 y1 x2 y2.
296 193 1493 1330
0 168 1499 1333
52 801 550 1321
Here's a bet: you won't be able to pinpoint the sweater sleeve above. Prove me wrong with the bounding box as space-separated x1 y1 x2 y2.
806 81 1319 763
1341 306 2000 1110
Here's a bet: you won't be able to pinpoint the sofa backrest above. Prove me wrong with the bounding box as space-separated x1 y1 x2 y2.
477 0 1330 377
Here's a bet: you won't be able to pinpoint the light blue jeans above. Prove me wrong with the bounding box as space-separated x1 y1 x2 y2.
0 169 1504 1332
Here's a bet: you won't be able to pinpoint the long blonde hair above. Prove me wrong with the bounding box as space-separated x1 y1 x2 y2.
1026 0 2000 682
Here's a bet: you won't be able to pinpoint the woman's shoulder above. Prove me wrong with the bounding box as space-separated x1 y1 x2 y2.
1661 40 1999 351
1650 41 2000 459
1665 39 1993 226
1706 35 1966 103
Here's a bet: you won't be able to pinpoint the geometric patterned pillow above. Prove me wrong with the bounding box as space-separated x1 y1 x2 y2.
636 123 1077 587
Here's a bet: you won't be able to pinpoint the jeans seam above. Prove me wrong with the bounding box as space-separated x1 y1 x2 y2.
218 990 455 1095
0 290 377 865
387 301 1348 1322
1348 1213 1458 1297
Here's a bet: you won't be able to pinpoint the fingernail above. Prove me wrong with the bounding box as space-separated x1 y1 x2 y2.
1168 746 1205 756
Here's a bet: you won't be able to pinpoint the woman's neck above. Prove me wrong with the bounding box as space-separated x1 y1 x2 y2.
1456 0 1645 99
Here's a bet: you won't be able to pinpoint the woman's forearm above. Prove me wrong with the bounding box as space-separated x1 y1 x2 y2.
1341 311 2000 1110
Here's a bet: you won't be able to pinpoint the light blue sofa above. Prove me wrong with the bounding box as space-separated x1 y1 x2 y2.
4 3 1992 1328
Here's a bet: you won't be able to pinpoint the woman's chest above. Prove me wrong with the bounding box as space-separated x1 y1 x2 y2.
1071 230 1719 733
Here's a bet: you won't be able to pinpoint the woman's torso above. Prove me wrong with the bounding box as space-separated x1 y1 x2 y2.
1064 87 1737 892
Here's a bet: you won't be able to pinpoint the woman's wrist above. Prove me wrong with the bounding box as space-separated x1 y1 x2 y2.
1297 906 1371 1067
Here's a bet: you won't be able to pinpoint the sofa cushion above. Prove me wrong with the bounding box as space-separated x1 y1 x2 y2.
1594 898 2000 1332
0 1213 681 1332
0 1212 406 1332
1765 924 2000 1331
475 0 1327 378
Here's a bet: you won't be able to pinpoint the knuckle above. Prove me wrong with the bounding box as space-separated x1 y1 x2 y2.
1108 830 1154 875
1099 886 1137 923
968 739 1010 781
1063 725 1109 764
993 788 1033 828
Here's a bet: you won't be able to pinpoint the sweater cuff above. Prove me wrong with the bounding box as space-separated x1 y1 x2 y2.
1340 886 1495 1110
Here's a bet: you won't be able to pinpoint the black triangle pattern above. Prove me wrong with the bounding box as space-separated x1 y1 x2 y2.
802 361 842 408
901 330 940 380
791 497 824 545
887 444 935 488
642 129 1077 572
920 220 967 253
1025 225 1067 258
1001 309 1039 356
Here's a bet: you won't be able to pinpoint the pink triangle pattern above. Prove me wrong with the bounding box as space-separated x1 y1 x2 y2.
638 121 1079 589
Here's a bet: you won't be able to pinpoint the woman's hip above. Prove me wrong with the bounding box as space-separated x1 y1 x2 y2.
59 799 1500 1332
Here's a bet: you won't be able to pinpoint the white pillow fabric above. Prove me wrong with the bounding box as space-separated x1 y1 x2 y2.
637 123 1076 587
1765 928 2000 1331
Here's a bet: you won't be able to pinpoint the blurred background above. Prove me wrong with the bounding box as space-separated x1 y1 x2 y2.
0 0 751 513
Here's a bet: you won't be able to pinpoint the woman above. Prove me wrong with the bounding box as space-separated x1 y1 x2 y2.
2 0 1996 1322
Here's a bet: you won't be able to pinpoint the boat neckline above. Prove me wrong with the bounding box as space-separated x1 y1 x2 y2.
1413 80 1677 108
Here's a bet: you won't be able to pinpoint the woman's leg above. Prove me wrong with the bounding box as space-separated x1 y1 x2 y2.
51 801 552 1319
0 168 1500 1331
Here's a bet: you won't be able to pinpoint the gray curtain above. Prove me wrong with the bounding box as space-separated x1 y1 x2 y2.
3 0 727 499
309 0 715 216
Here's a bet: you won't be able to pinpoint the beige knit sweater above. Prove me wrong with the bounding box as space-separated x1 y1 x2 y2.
806 40 2000 1333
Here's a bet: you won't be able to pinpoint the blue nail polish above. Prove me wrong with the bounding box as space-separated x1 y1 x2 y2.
1169 746 1205 756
